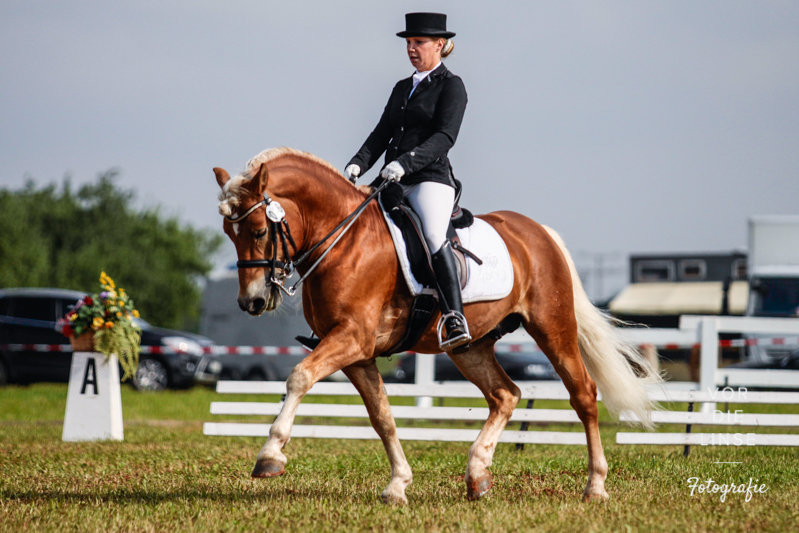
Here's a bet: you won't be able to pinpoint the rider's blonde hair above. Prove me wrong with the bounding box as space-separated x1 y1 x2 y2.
441 38 454 58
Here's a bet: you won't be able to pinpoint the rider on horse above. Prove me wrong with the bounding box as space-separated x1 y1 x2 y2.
344 12 470 351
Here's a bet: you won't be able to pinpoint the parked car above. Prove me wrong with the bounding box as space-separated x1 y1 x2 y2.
726 348 799 371
386 350 560 383
0 288 221 390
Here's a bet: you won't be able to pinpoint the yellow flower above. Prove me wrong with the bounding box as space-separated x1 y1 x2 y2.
68 313 77 321
100 271 116 289
104 321 114 329
119 288 125 295
92 317 104 330
116 311 122 318
132 310 140 318
119 301 125 308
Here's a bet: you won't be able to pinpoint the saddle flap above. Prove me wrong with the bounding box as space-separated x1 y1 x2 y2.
381 197 470 291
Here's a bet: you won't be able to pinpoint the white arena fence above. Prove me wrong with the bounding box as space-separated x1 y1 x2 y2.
205 381 592 445
203 382 799 449
204 315 799 450
615 389 799 450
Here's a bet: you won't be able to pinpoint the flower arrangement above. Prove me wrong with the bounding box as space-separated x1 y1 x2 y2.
57 272 141 381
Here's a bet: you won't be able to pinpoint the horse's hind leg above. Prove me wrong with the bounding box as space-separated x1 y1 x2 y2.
448 338 521 501
524 317 609 501
342 361 412 505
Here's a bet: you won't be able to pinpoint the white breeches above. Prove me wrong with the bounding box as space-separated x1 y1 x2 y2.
402 181 455 254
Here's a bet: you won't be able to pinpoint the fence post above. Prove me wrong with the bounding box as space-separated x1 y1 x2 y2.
415 353 435 408
700 317 719 414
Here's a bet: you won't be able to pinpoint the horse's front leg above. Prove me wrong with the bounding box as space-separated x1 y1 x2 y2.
251 330 365 478
343 361 412 505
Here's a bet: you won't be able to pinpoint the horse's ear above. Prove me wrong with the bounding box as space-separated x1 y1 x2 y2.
213 167 230 189
250 162 269 194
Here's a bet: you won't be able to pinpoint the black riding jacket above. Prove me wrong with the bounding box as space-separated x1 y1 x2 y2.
347 63 467 187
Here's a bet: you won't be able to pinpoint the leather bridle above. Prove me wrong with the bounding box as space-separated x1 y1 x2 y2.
225 179 392 297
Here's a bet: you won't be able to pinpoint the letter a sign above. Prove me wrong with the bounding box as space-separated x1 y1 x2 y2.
81 358 99 395
62 351 124 441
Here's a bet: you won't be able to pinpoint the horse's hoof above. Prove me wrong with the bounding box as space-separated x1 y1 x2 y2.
381 490 409 506
583 489 609 502
466 473 493 501
251 458 286 478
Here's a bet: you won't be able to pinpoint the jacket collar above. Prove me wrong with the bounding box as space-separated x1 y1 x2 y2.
407 62 448 100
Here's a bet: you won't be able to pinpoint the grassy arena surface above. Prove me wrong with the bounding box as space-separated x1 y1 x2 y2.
1 384 797 532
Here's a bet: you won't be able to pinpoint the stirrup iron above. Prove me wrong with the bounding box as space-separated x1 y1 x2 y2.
436 310 472 351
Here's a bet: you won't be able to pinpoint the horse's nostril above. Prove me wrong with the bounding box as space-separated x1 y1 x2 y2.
251 298 266 314
238 298 248 312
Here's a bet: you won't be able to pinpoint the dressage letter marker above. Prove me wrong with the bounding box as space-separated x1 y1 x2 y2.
80 357 99 395
62 352 124 442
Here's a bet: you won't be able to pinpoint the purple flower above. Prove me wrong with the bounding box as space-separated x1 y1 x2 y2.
100 291 109 299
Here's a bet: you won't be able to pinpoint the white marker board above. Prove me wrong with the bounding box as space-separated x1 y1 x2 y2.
62 352 124 441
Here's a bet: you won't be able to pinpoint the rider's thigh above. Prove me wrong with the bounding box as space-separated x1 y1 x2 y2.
403 181 455 253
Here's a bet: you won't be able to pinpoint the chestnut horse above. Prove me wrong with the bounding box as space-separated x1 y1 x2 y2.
214 147 659 504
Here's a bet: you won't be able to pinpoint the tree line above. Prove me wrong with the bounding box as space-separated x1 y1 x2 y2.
0 171 223 330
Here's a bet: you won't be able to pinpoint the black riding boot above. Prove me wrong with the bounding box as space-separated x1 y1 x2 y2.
431 241 471 351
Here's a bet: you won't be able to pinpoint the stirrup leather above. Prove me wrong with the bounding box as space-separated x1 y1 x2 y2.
436 310 472 351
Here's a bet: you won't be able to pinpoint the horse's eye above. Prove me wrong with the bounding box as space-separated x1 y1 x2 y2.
254 228 268 240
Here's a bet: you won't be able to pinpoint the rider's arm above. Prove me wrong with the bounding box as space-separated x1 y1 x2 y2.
395 75 467 175
346 85 397 174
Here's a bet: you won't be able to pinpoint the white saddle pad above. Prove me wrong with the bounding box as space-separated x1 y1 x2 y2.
380 205 515 303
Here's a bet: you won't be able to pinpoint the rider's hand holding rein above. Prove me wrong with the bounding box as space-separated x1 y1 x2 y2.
344 164 361 183
381 161 405 182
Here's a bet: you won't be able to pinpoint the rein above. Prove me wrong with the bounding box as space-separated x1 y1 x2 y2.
226 180 391 297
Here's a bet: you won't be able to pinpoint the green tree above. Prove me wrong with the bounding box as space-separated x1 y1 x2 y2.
0 171 223 330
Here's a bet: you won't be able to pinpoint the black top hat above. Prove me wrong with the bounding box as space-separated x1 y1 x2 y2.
397 12 455 39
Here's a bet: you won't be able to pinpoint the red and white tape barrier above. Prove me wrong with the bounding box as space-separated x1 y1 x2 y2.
0 344 309 355
2 336 798 356
719 337 799 348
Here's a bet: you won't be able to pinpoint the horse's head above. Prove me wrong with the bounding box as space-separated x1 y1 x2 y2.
215 161 288 316
215 147 367 316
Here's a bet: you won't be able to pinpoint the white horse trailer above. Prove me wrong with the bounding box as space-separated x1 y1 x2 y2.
746 215 799 362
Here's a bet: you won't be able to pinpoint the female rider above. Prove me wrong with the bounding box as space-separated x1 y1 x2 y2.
343 13 470 351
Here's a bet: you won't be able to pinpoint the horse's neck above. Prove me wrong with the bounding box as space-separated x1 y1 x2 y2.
270 166 368 254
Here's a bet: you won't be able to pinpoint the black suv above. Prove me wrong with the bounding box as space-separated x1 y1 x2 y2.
0 288 221 390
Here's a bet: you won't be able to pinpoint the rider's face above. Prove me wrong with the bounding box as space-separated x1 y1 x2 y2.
406 37 443 72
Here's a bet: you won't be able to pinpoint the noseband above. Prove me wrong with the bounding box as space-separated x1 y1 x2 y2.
225 179 391 297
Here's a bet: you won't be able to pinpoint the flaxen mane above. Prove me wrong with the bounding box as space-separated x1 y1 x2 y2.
218 147 352 217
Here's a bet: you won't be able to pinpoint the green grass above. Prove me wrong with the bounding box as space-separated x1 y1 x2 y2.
1 384 798 532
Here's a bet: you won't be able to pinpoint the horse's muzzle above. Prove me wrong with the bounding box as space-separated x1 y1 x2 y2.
238 296 266 315
238 285 282 316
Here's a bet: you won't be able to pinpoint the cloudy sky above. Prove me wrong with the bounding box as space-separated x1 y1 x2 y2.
2 1 797 299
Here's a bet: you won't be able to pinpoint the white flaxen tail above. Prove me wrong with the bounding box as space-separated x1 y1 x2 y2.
543 226 661 430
